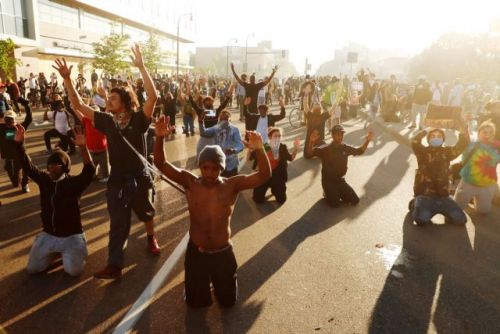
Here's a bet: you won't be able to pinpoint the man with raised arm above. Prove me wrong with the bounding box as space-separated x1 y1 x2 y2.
230 63 278 115
52 44 160 280
14 124 95 276
154 116 271 308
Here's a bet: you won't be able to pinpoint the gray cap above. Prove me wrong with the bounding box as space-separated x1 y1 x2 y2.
198 145 226 170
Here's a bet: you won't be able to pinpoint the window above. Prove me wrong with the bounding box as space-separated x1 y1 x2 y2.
38 0 79 29
81 11 112 34
0 0 28 37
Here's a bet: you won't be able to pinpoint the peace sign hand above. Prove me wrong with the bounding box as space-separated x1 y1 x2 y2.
130 44 145 68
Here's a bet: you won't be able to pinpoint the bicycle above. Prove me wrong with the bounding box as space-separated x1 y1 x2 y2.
288 106 303 128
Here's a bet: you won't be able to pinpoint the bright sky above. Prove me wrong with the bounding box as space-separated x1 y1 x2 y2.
191 0 500 72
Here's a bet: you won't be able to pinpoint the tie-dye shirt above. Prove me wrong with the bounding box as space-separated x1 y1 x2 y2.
460 141 500 187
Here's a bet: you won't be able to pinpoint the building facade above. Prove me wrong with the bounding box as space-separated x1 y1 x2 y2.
194 40 296 79
1 0 194 81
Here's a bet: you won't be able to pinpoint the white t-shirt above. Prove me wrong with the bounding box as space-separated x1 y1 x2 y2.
256 116 269 143
54 111 69 135
258 87 266 98
28 77 37 89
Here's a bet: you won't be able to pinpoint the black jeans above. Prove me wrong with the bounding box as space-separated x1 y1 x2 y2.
253 176 287 204
322 177 359 207
44 129 75 152
4 158 28 188
184 240 237 308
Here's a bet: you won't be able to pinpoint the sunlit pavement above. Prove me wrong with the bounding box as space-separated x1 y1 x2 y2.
1 105 499 333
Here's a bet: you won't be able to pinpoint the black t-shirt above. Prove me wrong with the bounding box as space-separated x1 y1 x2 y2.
94 110 150 175
313 142 363 181
243 82 266 111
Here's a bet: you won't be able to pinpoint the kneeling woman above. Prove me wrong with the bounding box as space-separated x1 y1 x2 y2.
252 127 300 204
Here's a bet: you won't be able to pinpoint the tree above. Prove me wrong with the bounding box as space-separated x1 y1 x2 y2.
408 32 500 82
0 38 21 80
139 34 161 73
92 31 130 75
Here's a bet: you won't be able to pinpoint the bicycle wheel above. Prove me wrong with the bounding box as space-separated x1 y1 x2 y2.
289 107 301 128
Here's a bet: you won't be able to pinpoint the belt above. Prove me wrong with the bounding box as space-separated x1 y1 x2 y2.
190 240 233 254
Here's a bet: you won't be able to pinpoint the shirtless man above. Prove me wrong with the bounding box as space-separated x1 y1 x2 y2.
153 115 271 308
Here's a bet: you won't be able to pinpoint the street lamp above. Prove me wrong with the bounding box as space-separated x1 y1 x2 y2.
244 33 254 73
176 12 192 80
226 37 237 79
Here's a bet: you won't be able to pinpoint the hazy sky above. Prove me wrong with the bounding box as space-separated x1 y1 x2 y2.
191 0 500 72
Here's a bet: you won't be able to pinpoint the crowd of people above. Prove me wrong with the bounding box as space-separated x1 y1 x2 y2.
0 43 499 309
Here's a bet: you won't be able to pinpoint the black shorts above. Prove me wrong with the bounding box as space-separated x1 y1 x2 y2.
184 240 238 308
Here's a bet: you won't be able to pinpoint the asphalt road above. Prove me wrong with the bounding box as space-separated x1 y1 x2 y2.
1 106 499 334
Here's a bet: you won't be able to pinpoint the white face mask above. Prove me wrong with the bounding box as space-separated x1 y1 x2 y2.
270 138 280 159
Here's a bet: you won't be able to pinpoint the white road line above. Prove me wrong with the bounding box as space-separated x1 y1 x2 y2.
112 232 189 334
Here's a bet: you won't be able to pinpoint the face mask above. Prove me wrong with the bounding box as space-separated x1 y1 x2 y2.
270 138 280 148
429 138 443 147
219 120 229 128
270 138 280 159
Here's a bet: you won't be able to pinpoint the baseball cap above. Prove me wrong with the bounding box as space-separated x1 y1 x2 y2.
331 125 345 133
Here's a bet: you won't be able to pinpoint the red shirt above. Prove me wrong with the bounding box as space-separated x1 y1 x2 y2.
83 117 107 152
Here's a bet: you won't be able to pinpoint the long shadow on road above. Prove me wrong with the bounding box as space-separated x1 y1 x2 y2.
369 211 500 333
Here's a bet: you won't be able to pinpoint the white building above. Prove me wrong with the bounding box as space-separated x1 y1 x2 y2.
1 0 194 81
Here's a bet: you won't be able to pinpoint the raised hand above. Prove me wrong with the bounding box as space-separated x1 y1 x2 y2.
155 115 175 137
242 131 264 150
72 125 87 147
365 129 375 142
230 62 235 69
279 96 285 107
310 129 320 143
293 137 301 150
14 124 25 144
130 44 145 68
52 58 73 79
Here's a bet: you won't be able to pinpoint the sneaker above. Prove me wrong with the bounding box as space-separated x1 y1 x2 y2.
190 132 195 136
98 177 109 183
186 133 190 137
22 185 30 193
408 124 416 129
94 265 122 279
148 236 161 255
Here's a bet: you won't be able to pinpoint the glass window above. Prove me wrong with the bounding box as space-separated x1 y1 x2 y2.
1 0 15 15
38 0 79 29
81 12 112 34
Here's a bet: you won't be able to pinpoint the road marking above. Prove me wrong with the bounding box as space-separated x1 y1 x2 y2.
112 232 189 334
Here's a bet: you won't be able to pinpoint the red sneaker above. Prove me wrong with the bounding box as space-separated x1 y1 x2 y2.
148 236 161 255
93 265 122 279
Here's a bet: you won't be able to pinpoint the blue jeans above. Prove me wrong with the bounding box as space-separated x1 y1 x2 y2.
413 195 466 226
183 114 194 134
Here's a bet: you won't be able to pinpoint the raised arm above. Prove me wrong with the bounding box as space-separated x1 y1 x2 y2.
188 93 204 116
230 63 245 86
53 58 96 122
153 115 195 188
198 113 216 137
447 124 470 160
411 130 428 154
272 96 286 122
262 66 278 86
130 44 158 120
231 131 271 192
289 138 300 161
306 130 321 158
14 124 46 184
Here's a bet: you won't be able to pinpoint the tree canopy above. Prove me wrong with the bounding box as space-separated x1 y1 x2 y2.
92 31 130 75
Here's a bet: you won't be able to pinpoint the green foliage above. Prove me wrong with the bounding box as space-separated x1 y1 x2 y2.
409 32 500 82
92 32 130 75
139 34 161 73
0 38 21 80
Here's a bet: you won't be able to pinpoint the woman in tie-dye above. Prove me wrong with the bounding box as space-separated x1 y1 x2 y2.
454 121 500 214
